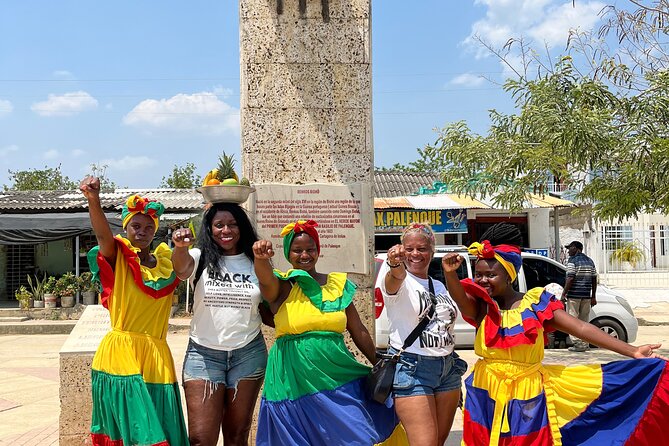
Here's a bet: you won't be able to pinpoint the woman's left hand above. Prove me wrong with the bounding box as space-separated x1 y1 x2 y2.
634 343 668 360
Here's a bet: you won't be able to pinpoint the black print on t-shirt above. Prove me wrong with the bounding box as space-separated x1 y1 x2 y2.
417 289 456 349
203 269 255 310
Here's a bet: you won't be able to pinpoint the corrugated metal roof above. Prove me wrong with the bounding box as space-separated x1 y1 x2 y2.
374 171 441 198
0 189 204 212
374 197 413 209
406 194 490 210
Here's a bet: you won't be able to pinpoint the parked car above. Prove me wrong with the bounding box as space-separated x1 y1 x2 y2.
374 246 638 349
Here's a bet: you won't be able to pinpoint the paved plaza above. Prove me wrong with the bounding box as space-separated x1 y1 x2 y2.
1 298 668 446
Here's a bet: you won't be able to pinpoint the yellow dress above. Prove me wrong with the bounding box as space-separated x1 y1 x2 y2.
88 235 188 446
461 280 669 446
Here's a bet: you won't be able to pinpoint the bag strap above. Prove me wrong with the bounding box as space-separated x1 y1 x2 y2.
399 277 436 352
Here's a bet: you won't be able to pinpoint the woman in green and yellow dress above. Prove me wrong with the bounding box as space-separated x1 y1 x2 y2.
252 219 407 446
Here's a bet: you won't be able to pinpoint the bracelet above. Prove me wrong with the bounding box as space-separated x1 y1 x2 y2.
386 260 402 268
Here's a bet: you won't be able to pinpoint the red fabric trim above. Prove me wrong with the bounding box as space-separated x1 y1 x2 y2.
91 433 169 446
461 279 564 348
463 411 554 445
115 238 180 299
95 252 115 310
625 362 669 445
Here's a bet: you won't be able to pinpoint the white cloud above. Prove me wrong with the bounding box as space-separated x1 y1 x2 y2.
0 99 13 117
123 91 240 135
31 91 99 117
449 73 486 87
71 149 86 157
99 155 156 172
0 144 19 157
53 70 75 79
466 0 605 56
528 2 604 47
43 149 60 160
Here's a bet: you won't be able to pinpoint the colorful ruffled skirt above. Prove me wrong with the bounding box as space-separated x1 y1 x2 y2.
90 329 188 446
256 331 407 446
464 357 669 446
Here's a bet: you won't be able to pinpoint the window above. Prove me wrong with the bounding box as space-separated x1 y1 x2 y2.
428 257 467 284
602 225 633 250
522 258 566 288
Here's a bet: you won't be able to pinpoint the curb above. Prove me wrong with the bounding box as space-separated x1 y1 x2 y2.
637 318 669 327
0 322 76 335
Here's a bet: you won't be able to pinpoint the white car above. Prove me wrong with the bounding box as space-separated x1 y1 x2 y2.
374 246 638 349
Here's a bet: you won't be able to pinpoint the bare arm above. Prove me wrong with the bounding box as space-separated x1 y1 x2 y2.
384 244 407 295
591 276 598 306
80 176 116 263
563 276 574 299
346 303 376 364
171 228 195 280
252 240 290 304
547 309 666 360
442 253 481 322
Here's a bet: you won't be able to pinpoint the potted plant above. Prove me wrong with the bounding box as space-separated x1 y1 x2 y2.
78 272 99 305
43 276 57 308
610 242 645 271
27 273 47 308
56 272 79 308
15 285 33 310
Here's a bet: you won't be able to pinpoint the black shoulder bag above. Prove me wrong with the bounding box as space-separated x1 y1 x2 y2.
365 277 436 404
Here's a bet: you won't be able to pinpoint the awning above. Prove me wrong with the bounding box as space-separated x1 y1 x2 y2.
0 212 123 245
374 193 575 211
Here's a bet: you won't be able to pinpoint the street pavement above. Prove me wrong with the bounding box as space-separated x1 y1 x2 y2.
1 299 669 446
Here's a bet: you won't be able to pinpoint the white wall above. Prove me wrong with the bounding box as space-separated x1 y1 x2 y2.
527 208 550 249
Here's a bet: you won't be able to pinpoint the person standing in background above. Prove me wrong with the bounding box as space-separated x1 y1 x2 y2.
562 240 598 352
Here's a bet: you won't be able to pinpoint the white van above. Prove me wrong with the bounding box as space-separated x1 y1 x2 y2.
374 246 638 349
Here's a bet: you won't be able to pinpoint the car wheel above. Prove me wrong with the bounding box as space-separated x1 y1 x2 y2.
591 317 627 343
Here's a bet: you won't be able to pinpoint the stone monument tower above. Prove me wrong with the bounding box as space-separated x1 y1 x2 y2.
239 0 375 340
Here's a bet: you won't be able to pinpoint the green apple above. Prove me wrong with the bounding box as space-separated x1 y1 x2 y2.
222 178 239 185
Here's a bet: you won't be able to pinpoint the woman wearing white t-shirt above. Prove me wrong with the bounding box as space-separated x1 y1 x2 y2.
172 202 268 446
377 222 467 446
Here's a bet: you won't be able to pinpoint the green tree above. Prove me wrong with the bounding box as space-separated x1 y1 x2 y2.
421 57 669 220
160 163 201 189
4 164 78 191
89 163 118 190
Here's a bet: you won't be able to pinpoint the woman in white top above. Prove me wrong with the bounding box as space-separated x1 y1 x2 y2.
376 222 467 446
172 202 269 446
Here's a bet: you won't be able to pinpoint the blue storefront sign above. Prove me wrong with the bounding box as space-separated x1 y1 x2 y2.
375 209 467 233
524 248 549 257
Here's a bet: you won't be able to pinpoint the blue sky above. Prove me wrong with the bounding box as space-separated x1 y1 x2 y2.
0 0 610 188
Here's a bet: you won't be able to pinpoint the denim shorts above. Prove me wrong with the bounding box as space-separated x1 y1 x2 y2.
182 332 268 389
388 347 468 398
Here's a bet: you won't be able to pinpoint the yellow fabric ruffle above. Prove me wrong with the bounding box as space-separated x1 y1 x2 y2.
116 236 175 282
274 274 348 337
321 272 347 302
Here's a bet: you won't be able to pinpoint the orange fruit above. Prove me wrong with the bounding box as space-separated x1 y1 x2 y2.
206 179 221 185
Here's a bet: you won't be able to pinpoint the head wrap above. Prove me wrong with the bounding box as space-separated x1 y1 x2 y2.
280 219 319 260
121 194 165 229
400 222 436 247
468 240 522 282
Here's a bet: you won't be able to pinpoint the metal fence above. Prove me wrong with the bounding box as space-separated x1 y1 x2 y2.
592 218 669 288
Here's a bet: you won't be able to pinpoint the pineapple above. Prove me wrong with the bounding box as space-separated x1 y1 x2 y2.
216 152 239 184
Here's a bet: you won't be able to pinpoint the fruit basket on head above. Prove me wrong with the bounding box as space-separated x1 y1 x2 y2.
197 184 255 204
198 152 255 204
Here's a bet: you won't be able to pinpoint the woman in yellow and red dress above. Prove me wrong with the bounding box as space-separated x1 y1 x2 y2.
443 223 669 446
81 176 188 446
